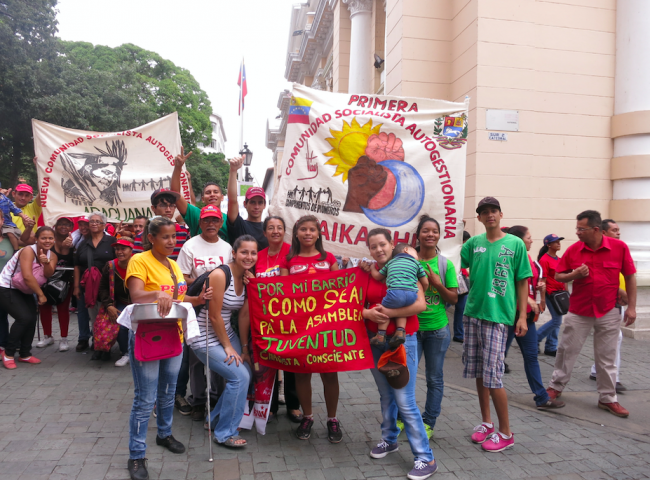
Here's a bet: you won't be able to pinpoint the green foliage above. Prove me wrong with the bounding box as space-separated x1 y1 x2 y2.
433 117 443 136
0 1 213 188
186 152 230 206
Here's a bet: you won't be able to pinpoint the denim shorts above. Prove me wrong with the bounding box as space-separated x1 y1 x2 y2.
382 289 418 309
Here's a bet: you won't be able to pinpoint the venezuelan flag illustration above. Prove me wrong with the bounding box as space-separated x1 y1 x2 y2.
288 97 313 124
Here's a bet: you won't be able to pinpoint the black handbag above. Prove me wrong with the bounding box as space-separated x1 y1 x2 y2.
43 268 72 305
548 290 570 316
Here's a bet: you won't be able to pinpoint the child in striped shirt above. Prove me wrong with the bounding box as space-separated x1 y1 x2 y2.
370 243 429 349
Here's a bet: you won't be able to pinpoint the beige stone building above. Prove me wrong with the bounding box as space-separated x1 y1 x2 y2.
266 0 650 338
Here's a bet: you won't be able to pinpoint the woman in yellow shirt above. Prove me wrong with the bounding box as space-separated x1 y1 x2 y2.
125 216 211 480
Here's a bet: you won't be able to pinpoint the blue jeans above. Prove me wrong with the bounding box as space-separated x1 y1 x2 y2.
417 325 451 428
128 331 182 459
382 289 419 309
505 319 549 406
453 294 467 340
537 301 563 353
370 332 434 463
0 307 8 348
191 335 251 443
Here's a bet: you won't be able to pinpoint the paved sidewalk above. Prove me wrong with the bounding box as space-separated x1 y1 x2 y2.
0 313 649 480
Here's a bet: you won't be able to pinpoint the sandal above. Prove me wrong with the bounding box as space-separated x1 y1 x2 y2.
216 436 247 448
370 333 386 346
388 330 406 350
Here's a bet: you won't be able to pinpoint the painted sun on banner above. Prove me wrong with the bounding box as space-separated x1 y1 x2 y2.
270 84 469 266
32 113 190 225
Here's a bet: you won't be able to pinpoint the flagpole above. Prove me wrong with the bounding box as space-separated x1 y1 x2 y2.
239 59 244 182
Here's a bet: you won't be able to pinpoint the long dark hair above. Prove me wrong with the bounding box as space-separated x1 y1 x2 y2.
415 214 441 253
537 244 549 261
507 225 528 240
142 216 175 252
287 215 326 261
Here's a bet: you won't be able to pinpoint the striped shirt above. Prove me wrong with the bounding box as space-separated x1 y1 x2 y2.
132 223 190 261
190 269 245 348
379 253 427 292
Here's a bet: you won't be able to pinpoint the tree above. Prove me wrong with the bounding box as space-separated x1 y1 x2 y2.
0 2 214 187
0 0 59 187
186 152 230 206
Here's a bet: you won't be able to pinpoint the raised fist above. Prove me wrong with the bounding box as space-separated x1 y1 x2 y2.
343 156 387 213
365 132 405 163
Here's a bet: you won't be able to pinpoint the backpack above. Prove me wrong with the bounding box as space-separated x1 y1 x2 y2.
186 264 232 315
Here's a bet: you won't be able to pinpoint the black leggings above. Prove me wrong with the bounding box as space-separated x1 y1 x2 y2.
0 287 37 358
271 371 300 414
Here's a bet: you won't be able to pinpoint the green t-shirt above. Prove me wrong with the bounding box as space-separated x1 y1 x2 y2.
418 256 458 331
461 233 532 326
182 203 229 242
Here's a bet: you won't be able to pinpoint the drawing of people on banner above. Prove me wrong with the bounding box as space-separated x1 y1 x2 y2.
60 140 127 207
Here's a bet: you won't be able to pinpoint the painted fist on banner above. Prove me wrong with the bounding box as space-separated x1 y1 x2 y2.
365 132 405 163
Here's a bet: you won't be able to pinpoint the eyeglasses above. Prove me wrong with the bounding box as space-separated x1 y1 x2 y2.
575 227 593 232
89 220 105 225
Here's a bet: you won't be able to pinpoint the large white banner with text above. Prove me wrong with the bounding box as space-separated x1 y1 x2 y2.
33 113 189 225
270 84 468 265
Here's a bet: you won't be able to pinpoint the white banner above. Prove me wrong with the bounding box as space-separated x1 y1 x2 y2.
32 113 190 225
270 85 468 266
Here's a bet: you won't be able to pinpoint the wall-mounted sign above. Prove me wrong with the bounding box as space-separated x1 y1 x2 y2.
488 132 508 141
486 109 519 131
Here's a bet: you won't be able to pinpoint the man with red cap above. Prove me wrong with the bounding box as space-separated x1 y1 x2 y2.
11 183 42 235
177 204 233 419
227 156 268 250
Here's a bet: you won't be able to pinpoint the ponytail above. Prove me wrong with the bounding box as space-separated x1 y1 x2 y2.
537 244 549 261
142 216 174 252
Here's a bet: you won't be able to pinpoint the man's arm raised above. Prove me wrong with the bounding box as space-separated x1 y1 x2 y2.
227 156 244 224
171 147 193 216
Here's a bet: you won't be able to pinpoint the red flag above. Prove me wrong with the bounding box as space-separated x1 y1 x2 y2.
237 60 247 115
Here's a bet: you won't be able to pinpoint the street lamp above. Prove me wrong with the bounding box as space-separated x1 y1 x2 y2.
240 143 253 166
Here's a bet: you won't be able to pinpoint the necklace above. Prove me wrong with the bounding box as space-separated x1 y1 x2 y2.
266 246 283 271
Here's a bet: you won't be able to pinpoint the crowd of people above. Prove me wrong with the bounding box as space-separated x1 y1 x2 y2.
0 154 638 480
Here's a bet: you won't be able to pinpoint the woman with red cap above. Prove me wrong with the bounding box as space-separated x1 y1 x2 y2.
536 234 565 356
95 237 134 364
37 217 75 352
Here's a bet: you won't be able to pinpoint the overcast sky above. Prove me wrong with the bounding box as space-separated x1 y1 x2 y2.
56 0 298 186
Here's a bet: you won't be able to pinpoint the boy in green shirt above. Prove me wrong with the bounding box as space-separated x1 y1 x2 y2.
460 197 531 453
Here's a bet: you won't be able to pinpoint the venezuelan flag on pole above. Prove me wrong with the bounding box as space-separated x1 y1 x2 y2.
238 59 247 115
288 97 312 124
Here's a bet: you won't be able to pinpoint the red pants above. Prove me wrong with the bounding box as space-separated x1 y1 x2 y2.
39 290 72 338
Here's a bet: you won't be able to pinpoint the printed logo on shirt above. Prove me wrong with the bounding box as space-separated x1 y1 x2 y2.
474 246 487 254
194 256 225 270
160 282 188 296
491 245 515 298
257 266 280 278
289 261 331 275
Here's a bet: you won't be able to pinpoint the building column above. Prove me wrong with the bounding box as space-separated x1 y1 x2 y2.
612 0 650 339
343 0 373 94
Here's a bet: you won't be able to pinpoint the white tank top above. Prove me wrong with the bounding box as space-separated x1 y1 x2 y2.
0 245 51 289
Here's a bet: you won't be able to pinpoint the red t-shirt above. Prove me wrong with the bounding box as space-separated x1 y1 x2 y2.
279 251 337 275
526 255 542 314
362 270 419 335
557 236 636 318
539 253 565 294
255 243 291 278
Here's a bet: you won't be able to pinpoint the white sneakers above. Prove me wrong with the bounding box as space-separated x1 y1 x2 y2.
115 355 130 367
36 336 54 348
59 339 69 352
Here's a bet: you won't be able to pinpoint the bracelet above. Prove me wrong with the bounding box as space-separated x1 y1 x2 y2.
242 344 249 349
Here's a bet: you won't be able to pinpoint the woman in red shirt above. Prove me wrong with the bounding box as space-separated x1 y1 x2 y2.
361 228 437 479
255 216 301 423
279 215 340 443
536 234 565 356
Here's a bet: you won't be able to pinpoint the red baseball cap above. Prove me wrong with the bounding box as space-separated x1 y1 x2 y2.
15 184 33 194
56 217 75 225
112 238 134 248
245 187 266 201
77 216 90 223
200 205 222 219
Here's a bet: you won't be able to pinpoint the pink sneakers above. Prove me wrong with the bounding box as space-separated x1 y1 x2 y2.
471 423 495 444
481 432 515 452
17 356 41 364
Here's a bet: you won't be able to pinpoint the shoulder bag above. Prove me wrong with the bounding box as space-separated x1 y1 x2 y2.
134 263 183 362
548 290 570 316
11 247 47 294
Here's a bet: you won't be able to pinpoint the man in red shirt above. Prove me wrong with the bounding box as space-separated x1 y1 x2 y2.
546 210 637 418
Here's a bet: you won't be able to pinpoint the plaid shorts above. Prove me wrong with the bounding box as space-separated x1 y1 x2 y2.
462 316 508 389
